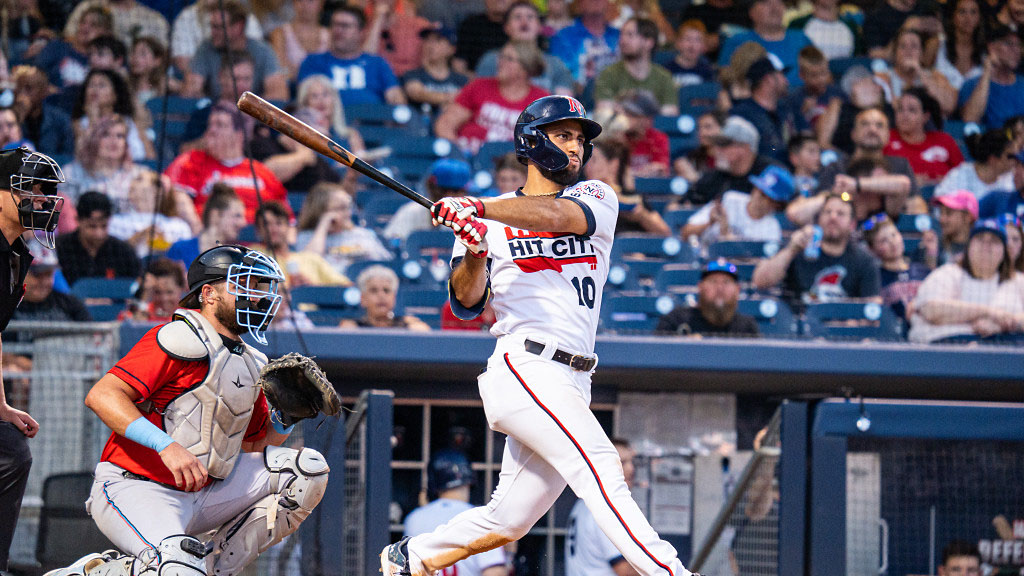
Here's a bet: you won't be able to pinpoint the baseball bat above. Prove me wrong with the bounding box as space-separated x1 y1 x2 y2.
236 91 432 209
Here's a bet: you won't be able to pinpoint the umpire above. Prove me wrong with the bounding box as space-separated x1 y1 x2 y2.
0 147 66 575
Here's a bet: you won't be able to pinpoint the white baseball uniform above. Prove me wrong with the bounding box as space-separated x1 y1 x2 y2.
405 182 692 576
566 498 625 576
405 499 507 576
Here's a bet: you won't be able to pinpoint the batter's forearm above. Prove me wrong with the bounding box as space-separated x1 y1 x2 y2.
450 256 488 309
481 196 588 235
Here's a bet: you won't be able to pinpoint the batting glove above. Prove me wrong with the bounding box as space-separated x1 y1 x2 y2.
431 196 486 228
457 217 489 258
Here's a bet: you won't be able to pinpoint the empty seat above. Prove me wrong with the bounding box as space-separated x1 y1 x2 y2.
802 300 904 341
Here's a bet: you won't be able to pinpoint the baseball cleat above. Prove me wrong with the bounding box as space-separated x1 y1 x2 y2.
43 551 119 576
380 537 412 576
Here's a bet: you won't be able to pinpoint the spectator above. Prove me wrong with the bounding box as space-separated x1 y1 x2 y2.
594 18 678 116
928 190 979 267
938 541 982 576
255 200 351 287
862 213 930 323
119 257 186 323
717 0 812 87
656 259 761 336
830 65 891 153
679 0 750 58
128 36 180 112
959 25 1024 129
787 0 862 59
935 0 985 92
664 20 715 89
71 68 154 161
165 183 246 269
732 55 791 163
453 0 512 74
179 55 257 151
183 0 287 102
363 0 433 78
936 129 1017 201
164 103 289 224
718 40 768 109
862 0 938 58
296 182 393 276
979 162 1024 218
610 0 676 43
249 107 344 193
674 110 725 182
434 43 548 154
108 169 195 258
340 265 431 330
86 34 127 75
268 0 329 81
1001 213 1024 271
753 192 881 303
682 164 795 244
586 139 670 235
619 89 671 178
297 5 406 106
909 218 1024 343
991 0 1024 31
418 0 484 32
294 74 367 185
885 88 963 185
402 27 470 118
542 0 574 35
33 4 111 90
549 0 620 89
4 1 47 66
788 132 822 197
61 115 147 212
0 107 34 151
784 46 842 149
12 65 73 157
874 28 957 116
385 158 472 242
790 108 914 225
687 116 780 205
56 191 142 286
63 0 169 51
475 2 574 96
170 0 264 74
11 252 91 323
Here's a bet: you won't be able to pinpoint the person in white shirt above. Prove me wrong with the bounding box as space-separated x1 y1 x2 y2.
934 129 1017 201
681 165 795 247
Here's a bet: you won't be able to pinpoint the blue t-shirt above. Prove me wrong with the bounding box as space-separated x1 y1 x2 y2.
718 30 811 87
731 98 790 163
33 39 88 89
297 52 400 106
549 20 620 86
979 190 1024 220
957 75 1024 130
166 237 200 270
663 57 716 88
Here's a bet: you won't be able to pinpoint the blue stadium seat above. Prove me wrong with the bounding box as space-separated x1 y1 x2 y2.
634 177 690 196
70 278 137 302
289 285 361 326
362 194 411 231
609 234 697 290
678 82 720 110
287 192 306 215
345 103 426 129
828 56 872 80
473 141 514 172
737 297 798 336
664 208 698 232
237 225 258 243
707 240 782 261
896 213 936 234
802 300 904 341
403 228 456 261
86 303 124 321
919 185 936 202
146 96 205 156
601 292 678 333
396 287 448 329
654 264 703 293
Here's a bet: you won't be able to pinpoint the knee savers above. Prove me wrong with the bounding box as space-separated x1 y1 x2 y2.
208 447 329 576
71 537 207 576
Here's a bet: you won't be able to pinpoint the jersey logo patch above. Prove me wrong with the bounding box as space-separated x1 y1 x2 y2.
504 227 598 272
567 182 604 200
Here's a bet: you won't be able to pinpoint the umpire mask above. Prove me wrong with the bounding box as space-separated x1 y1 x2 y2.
1 147 66 249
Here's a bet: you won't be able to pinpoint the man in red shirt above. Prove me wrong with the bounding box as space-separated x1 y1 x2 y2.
46 246 329 576
621 89 670 177
165 103 290 224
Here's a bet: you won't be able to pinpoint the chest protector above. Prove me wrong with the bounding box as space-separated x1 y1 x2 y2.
155 309 268 480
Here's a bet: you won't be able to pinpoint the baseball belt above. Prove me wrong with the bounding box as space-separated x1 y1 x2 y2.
524 339 597 372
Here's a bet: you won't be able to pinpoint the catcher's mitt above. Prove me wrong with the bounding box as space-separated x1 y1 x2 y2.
258 353 341 427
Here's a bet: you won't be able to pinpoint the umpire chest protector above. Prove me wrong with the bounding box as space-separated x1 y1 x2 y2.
156 308 268 480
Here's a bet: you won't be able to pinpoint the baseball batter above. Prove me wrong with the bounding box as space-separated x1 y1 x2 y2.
381 95 696 576
46 245 331 576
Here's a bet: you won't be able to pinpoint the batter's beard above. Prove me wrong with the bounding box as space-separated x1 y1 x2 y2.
699 298 738 327
214 298 245 337
539 162 582 187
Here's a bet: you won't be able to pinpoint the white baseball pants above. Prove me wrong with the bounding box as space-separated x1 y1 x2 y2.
406 335 692 576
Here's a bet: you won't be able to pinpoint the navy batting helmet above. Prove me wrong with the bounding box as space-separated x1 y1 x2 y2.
428 449 473 497
514 95 602 172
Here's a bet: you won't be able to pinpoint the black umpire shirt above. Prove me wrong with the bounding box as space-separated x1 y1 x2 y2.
0 232 32 332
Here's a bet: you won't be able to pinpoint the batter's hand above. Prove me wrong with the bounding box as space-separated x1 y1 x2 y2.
431 196 486 228
159 443 209 492
457 216 489 258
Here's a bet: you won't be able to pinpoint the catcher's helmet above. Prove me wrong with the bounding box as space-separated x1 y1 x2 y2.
428 449 473 498
0 147 65 249
514 96 602 172
179 245 285 345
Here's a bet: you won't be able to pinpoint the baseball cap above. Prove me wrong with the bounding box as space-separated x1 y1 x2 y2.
710 116 760 151
932 190 979 220
749 165 796 203
419 24 456 44
620 89 660 117
428 158 471 190
746 54 786 86
702 258 739 281
969 218 1007 244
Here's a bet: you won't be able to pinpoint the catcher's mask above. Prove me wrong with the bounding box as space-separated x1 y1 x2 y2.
0 147 65 249
180 245 285 345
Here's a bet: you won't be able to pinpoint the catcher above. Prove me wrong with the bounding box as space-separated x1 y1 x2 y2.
46 245 341 576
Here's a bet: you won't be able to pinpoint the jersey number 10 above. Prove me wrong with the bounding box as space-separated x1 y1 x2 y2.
571 276 596 309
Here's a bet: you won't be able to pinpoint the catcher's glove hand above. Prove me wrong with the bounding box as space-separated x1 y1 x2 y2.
258 353 341 427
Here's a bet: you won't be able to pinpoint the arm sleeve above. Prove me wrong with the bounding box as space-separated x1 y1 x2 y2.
107 326 195 399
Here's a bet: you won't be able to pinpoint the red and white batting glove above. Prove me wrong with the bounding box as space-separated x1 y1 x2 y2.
431 196 486 228
456 216 489 258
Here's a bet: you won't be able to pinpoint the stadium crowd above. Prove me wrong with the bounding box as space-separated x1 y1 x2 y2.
2 0 1024 344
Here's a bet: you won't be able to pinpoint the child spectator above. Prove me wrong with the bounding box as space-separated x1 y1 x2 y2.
788 132 822 198
664 20 715 89
401 27 469 118
862 213 930 324
785 46 842 147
